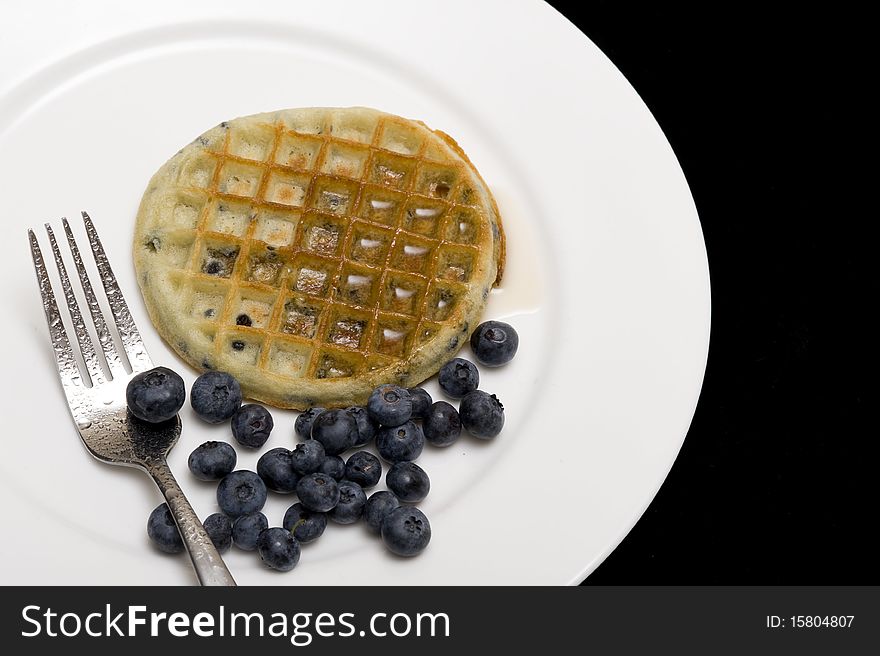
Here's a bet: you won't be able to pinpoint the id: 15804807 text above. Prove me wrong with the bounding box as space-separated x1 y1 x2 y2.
766 615 854 629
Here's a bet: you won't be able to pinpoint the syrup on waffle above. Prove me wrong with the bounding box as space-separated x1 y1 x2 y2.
134 107 504 409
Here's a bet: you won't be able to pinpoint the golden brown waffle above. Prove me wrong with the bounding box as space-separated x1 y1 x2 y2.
133 107 505 409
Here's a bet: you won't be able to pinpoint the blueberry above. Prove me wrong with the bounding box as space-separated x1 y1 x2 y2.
232 512 268 551
459 390 504 438
256 448 299 493
202 512 232 552
147 503 183 554
310 409 358 456
296 472 341 513
217 470 268 517
386 461 431 503
345 406 378 447
438 358 479 398
344 451 382 488
376 420 425 463
423 401 462 447
291 439 326 475
407 387 433 419
187 441 237 481
231 404 274 448
367 385 413 426
257 527 301 572
282 502 327 543
294 407 325 441
364 491 400 533
319 455 346 481
190 371 242 423
380 507 431 557
470 320 519 366
328 480 367 524
126 367 185 423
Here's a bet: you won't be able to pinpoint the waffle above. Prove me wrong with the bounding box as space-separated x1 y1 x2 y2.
133 107 505 410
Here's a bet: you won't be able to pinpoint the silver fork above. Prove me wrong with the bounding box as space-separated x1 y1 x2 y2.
28 212 236 586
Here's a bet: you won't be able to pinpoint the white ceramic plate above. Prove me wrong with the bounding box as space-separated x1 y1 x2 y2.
0 0 709 585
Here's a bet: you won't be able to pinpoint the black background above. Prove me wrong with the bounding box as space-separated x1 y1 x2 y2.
547 3 873 583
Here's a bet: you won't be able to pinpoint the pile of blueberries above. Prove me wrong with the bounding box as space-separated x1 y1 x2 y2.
129 320 518 573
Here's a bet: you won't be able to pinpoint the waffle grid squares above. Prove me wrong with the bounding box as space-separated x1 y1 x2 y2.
173 114 484 381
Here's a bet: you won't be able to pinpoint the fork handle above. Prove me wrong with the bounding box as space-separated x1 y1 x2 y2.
145 459 237 586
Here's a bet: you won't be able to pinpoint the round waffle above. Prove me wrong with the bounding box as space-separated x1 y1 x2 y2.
133 107 505 409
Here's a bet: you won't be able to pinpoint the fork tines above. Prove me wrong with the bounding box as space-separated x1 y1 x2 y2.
29 212 152 389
